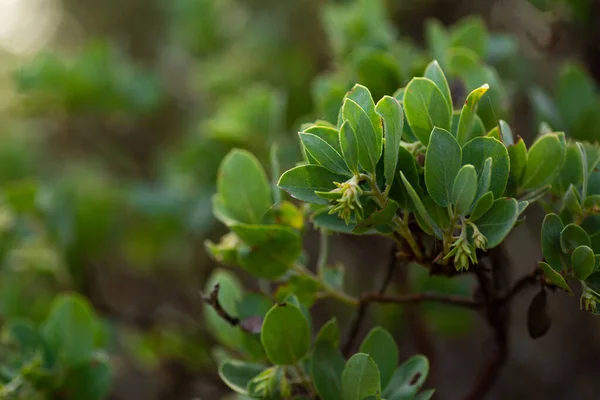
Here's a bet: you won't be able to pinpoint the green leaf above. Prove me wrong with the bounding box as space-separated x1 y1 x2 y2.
203 269 243 349
341 353 381 400
342 98 382 173
315 318 340 346
572 245 595 280
400 171 441 237
247 366 291 398
359 327 399 388
452 164 478 215
522 134 566 190
345 84 381 134
560 224 592 254
474 157 492 202
462 137 509 199
300 132 351 176
212 194 241 226
539 262 572 294
553 144 583 194
340 120 360 175
61 353 113 400
556 62 596 132
304 125 342 153
424 60 452 116
354 200 399 234
376 96 403 190
541 214 566 272
232 224 302 279
312 341 345 400
457 84 490 146
498 120 514 146
507 138 527 192
389 146 421 210
41 293 98 367
218 360 265 395
312 319 344 400
261 302 310 365
564 184 583 216
469 191 494 222
425 128 462 206
404 77 452 145
278 165 346 205
475 198 519 248
423 196 451 230
274 275 320 308
383 355 429 400
217 149 272 224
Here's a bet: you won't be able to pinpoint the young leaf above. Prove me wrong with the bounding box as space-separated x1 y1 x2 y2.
469 191 494 222
450 16 488 57
359 327 399 388
541 214 566 272
425 20 449 69
278 165 346 205
219 359 266 395
521 134 566 190
507 138 527 190
383 355 429 400
217 149 272 224
203 269 243 349
539 262 572 294
340 121 360 175
232 224 302 279
564 184 583 216
560 224 592 254
424 60 452 116
342 98 382 173
304 125 342 153
315 318 340 346
376 96 403 190
261 302 310 365
451 164 478 214
425 128 462 206
345 83 380 134
341 353 381 400
474 157 492 201
456 84 489 146
553 144 583 194
300 132 351 176
415 389 437 400
462 137 509 199
572 245 595 280
475 198 519 248
400 171 441 237
498 120 514 146
404 77 452 145
247 366 290 398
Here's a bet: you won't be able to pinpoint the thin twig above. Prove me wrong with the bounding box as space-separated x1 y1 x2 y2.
361 292 482 309
495 267 544 306
201 283 252 334
342 243 398 356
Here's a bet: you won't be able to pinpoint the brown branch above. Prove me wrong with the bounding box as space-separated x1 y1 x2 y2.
360 292 481 309
201 283 253 334
342 243 398 357
462 249 510 400
496 267 544 306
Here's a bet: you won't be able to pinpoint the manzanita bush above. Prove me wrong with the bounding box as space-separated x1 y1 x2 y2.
205 60 600 399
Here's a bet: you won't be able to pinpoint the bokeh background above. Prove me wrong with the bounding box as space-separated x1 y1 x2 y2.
1 0 600 399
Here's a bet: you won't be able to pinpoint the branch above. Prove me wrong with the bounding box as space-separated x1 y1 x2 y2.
361 292 481 309
201 283 253 334
462 249 510 400
495 267 544 306
342 243 398 357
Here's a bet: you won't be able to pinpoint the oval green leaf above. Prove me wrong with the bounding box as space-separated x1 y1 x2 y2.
341 353 381 400
300 132 351 176
340 120 360 175
541 213 566 272
404 77 452 145
425 127 462 206
462 137 509 199
342 98 382 173
522 134 566 190
451 164 478 215
278 165 347 205
572 245 595 280
219 359 266 394
383 355 430 400
376 96 403 190
359 327 399 388
261 302 310 365
469 191 494 222
475 198 519 248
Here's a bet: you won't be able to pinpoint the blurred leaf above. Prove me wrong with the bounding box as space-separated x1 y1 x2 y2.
560 223 592 254
383 355 429 400
219 359 266 395
217 149 272 224
203 269 243 349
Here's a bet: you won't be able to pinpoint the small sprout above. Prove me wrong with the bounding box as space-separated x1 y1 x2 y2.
328 175 364 224
445 222 478 271
468 221 488 250
580 283 599 313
